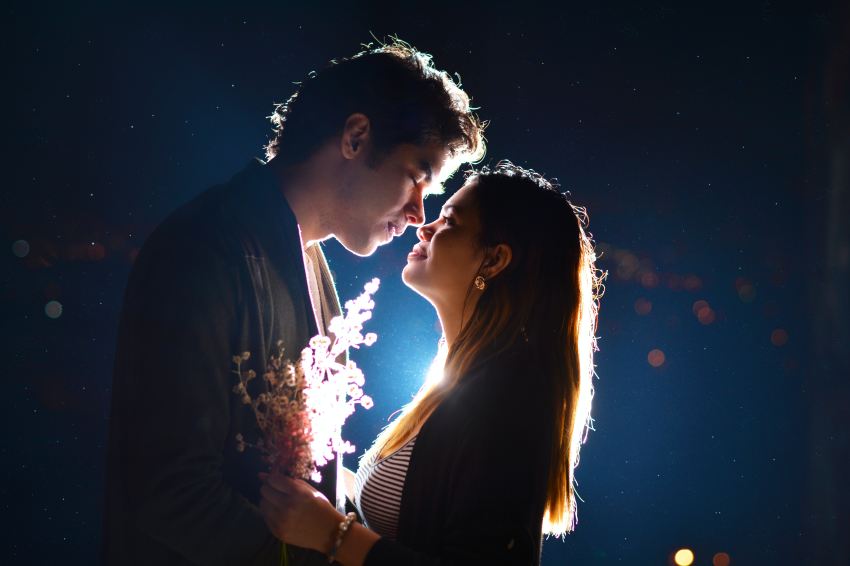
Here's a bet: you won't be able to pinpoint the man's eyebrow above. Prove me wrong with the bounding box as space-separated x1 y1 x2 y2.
419 160 433 183
421 160 447 196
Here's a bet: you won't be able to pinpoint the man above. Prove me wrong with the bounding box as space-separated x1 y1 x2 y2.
103 40 485 565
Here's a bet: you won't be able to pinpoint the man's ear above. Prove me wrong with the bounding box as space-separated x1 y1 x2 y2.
341 113 371 160
481 244 512 280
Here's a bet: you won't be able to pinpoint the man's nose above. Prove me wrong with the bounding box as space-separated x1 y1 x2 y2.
404 195 426 227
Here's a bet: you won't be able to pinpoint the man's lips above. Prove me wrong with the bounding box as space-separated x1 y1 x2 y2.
387 222 403 239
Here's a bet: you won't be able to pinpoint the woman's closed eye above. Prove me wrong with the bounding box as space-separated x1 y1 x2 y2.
441 215 454 226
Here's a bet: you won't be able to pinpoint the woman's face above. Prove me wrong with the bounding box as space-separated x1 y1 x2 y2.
402 179 485 307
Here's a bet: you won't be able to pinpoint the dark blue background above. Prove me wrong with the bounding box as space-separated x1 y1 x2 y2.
4 2 847 565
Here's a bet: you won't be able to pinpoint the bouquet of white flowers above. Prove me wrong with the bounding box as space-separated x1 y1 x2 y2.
232 278 379 484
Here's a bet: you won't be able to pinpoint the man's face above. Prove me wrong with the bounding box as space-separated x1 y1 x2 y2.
332 142 451 257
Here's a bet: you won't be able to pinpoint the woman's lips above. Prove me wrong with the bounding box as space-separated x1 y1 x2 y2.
408 244 427 261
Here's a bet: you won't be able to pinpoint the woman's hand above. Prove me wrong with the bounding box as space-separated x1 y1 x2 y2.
259 472 343 554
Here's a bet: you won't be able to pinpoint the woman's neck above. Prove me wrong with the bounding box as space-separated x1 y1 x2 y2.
434 292 479 350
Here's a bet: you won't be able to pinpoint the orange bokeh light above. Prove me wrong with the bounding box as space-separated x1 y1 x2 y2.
713 552 731 566
641 271 660 288
683 274 703 291
692 299 708 315
771 328 789 346
735 277 756 302
697 307 716 325
635 297 653 315
648 349 666 367
692 299 715 325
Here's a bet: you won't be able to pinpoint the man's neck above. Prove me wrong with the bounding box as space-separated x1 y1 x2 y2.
271 159 333 249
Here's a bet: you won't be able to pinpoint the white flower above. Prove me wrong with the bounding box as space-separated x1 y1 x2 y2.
297 278 381 479
233 278 381 482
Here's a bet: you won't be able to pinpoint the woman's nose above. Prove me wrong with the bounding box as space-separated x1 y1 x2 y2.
417 222 435 242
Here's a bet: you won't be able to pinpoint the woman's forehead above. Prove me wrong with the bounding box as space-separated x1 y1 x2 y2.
444 179 478 211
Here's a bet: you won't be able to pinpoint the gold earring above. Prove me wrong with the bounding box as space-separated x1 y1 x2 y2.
474 275 486 291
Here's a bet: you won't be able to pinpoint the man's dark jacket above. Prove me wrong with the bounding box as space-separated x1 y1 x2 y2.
103 160 340 565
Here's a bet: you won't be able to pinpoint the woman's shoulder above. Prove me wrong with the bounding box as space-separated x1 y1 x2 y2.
437 343 545 427
459 342 536 396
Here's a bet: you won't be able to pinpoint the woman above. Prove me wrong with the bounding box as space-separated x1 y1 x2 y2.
259 161 602 565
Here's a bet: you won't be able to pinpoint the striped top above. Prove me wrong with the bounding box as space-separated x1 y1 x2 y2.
353 436 417 541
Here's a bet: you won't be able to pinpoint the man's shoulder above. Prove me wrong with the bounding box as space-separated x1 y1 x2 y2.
155 161 260 237
141 159 287 261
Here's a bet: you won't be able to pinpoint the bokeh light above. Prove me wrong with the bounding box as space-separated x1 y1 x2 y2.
44 300 63 319
641 271 660 288
713 551 731 566
615 250 640 280
634 297 653 315
674 548 695 566
12 239 30 258
771 328 789 346
735 277 756 302
683 274 703 291
648 349 666 367
692 299 716 325
697 307 716 325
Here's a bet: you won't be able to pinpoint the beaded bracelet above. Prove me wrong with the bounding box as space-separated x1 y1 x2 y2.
327 512 357 564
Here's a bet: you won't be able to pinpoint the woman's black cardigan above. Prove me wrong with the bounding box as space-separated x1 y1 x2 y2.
364 343 556 566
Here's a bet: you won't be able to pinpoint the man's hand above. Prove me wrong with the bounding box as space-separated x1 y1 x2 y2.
259 472 344 554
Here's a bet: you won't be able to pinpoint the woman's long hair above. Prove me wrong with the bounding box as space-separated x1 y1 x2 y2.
366 161 603 535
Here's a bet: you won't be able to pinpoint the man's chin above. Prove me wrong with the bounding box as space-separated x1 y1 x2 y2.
338 238 379 258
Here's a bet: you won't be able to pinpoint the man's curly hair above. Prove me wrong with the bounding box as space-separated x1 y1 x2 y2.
264 38 485 170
